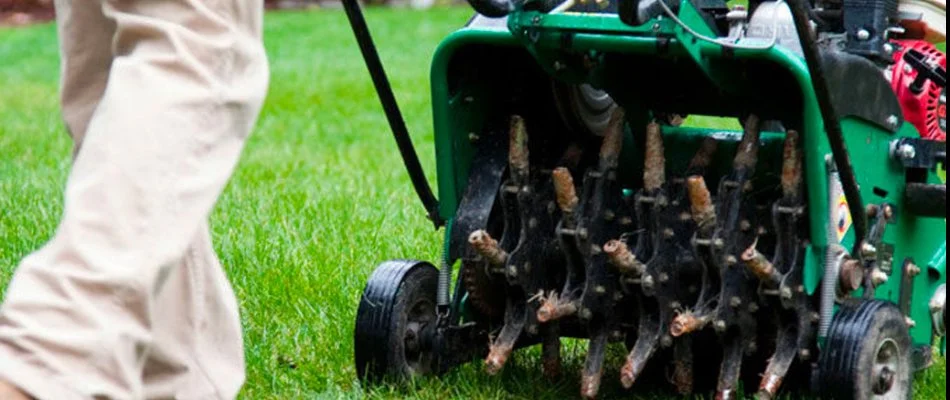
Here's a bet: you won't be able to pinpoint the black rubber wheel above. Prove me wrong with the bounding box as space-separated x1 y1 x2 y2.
819 300 913 400
355 260 439 382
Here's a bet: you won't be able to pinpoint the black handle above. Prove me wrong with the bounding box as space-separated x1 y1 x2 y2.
466 0 516 17
904 49 947 95
341 0 443 228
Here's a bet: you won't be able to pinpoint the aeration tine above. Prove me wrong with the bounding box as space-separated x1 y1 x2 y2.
686 176 717 230
733 114 762 170
552 167 579 214
781 130 803 198
509 115 530 179
468 230 509 266
604 240 645 275
643 121 666 191
598 107 626 169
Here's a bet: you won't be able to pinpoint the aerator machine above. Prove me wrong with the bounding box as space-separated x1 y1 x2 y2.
347 0 947 397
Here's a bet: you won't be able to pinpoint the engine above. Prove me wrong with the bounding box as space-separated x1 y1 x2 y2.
888 40 947 140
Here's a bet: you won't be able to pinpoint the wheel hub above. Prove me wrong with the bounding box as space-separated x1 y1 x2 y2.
871 338 900 397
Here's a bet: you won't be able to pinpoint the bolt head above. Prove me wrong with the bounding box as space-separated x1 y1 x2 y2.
527 324 539 335
714 320 727 332
896 143 916 160
659 273 670 283
904 63 914 74
661 335 674 348
579 308 593 320
595 285 607 294
730 296 742 308
871 269 889 286
857 29 871 40
883 43 894 54
748 303 760 313
887 115 900 129
508 265 518 277
780 287 793 300
799 349 812 360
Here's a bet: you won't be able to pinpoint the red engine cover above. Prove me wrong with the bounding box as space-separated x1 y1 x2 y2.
889 40 947 141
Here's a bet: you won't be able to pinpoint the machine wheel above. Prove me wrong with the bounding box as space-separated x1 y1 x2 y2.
355 260 439 382
819 300 913 400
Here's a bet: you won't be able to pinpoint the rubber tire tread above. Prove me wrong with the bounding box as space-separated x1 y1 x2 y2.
354 259 438 382
819 299 912 400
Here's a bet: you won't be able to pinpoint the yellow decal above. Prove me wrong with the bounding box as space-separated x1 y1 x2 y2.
836 194 852 242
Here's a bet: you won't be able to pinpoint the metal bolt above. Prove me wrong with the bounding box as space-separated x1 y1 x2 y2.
621 217 634 226
871 269 889 286
661 335 674 347
799 349 812 360
614 291 625 301
740 220 752 232
748 341 758 353
595 285 607 295
883 205 894 220
508 265 518 278
468 132 480 142
907 263 921 277
714 238 725 249
578 228 589 240
895 143 916 160
652 23 661 32
658 273 670 283
642 275 656 290
757 226 768 236
857 29 871 41
726 256 738 266
940 94 947 104
905 317 917 328
797 285 805 294
663 228 675 239
528 218 538 229
604 210 615 221
579 308 593 320
811 312 821 324
887 115 900 129
527 324 539 335
670 301 682 310
862 243 878 259
749 303 760 313
680 212 692 222
714 320 728 333
523 262 532 273
904 63 914 74
590 244 602 255
883 43 894 54
781 287 793 300
554 61 566 71
730 296 742 308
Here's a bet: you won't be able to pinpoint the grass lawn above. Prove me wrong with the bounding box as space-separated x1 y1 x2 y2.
0 6 945 400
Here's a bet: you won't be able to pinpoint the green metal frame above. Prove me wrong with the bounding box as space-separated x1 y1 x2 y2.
430 3 946 346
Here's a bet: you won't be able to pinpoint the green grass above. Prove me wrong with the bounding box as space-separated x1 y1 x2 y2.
0 7 945 400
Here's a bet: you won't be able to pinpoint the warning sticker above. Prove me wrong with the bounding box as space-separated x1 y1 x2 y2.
836 193 852 242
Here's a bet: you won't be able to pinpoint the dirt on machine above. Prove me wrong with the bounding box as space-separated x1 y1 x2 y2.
346 0 948 397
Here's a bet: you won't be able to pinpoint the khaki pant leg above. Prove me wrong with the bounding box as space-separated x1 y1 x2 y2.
0 1 268 399
54 0 116 151
142 224 245 400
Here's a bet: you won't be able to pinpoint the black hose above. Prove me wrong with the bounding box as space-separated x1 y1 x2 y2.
786 0 867 255
342 0 443 228
465 0 516 18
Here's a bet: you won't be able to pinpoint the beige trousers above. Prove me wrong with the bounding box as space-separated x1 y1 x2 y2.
0 1 268 399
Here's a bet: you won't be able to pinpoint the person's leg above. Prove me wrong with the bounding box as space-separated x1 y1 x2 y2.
0 0 268 398
142 224 246 400
54 0 116 150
